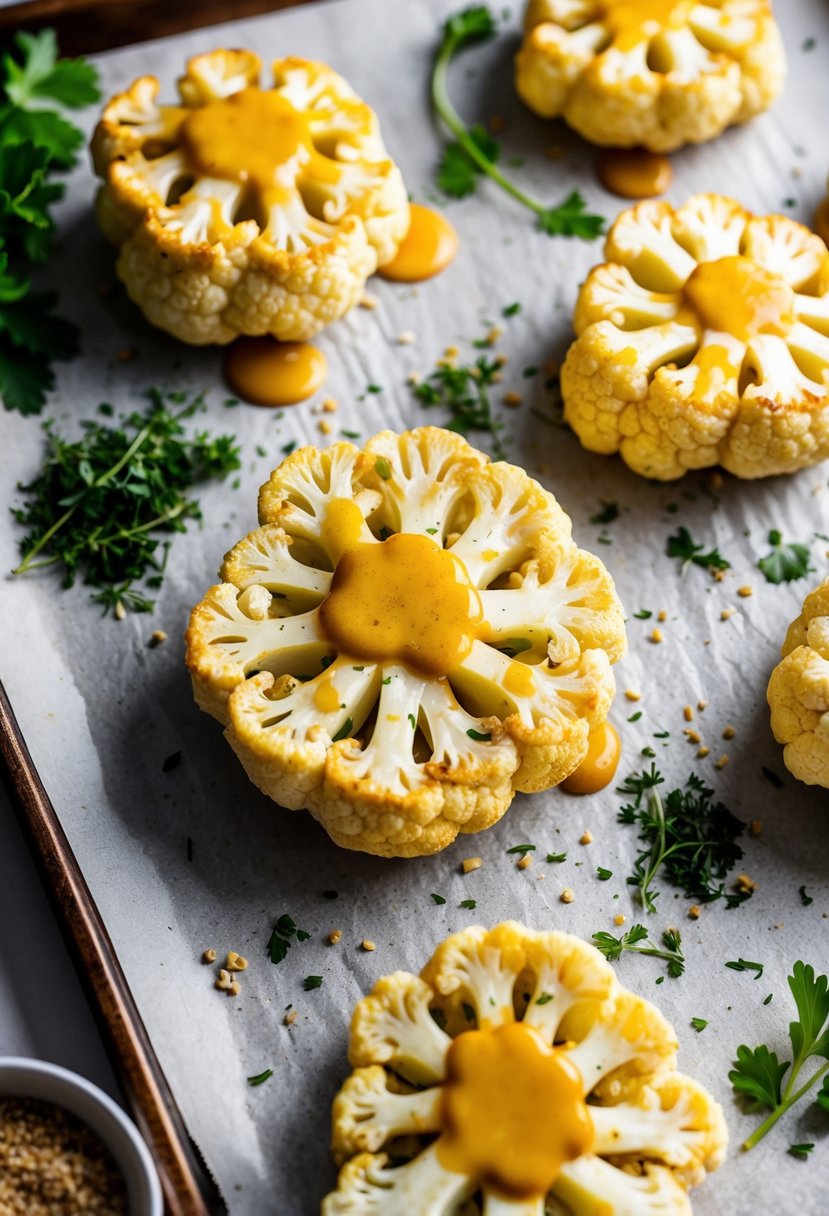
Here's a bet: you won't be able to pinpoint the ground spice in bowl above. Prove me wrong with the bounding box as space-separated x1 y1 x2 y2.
0 1095 128 1215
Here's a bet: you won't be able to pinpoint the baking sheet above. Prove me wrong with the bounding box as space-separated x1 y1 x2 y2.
1 0 828 1210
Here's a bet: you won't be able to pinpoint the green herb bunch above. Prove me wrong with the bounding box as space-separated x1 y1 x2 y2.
412 350 506 458
12 390 240 615
0 31 101 415
618 766 751 913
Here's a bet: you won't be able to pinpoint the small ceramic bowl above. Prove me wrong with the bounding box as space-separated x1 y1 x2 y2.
0 1056 163 1216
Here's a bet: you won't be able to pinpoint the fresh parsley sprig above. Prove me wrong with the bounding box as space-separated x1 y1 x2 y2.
618 766 750 913
267 914 311 965
666 526 730 574
12 389 240 615
730 961 829 1152
0 31 100 414
758 530 813 585
593 924 685 978
431 7 604 238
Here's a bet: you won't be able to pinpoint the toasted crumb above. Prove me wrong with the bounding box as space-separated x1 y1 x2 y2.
613 914 626 927
284 1009 298 1026
228 980 241 996
114 600 126 621
697 746 710 759
115 347 136 363
503 390 523 408
494 353 508 368
683 705 694 722
560 888 575 904
684 729 701 745
624 689 641 702
712 568 726 583
444 344 460 359
689 905 702 920
657 610 667 622
462 857 482 874
649 628 664 644
737 585 753 598
697 700 708 711
318 419 333 435
215 969 234 993
406 371 421 386
359 293 379 310
361 939 376 952
327 929 343 945
736 873 757 893
715 754 729 769
201 948 216 965
148 629 168 648
722 725 736 740
580 830 593 845
517 854 533 870
322 397 339 413
226 951 248 972
750 819 763 836
486 326 503 346
720 607 734 621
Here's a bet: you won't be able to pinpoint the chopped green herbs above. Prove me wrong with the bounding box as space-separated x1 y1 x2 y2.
374 456 392 479
799 886 813 907
730 961 829 1151
628 711 643 723
12 390 240 614
507 844 535 856
459 898 477 910
0 30 100 414
691 1018 709 1033
758 530 812 585
412 349 506 458
789 1143 814 1160
666 527 730 574
281 440 297 455
267 914 311 965
431 893 446 905
303 975 323 991
633 610 652 619
618 767 749 913
546 851 567 863
725 958 764 979
592 924 685 978
590 501 619 525
535 992 554 1005
596 867 613 881
331 717 353 742
467 727 492 741
502 302 521 317
431 7 604 238
247 1069 273 1086
496 637 532 657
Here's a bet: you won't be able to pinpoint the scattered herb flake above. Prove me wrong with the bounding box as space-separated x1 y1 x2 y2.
725 958 764 979
590 501 619 526
431 893 447 905
507 844 536 856
331 717 353 742
593 924 685 978
789 1143 814 1160
459 898 477 909
303 975 323 991
596 867 613 881
502 301 521 317
546 851 567 863
667 526 730 574
267 914 311 965
691 1017 709 1032
758 530 812 585
247 1069 273 1086
633 609 653 620
467 727 492 741
799 886 813 907
412 348 507 459
374 456 392 480
535 992 554 1005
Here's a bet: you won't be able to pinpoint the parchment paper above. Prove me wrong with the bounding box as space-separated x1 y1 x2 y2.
1 0 828 1210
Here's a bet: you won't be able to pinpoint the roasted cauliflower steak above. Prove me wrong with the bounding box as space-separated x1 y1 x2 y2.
185 428 625 857
91 49 409 344
516 0 785 152
324 921 727 1213
561 194 829 480
768 577 829 789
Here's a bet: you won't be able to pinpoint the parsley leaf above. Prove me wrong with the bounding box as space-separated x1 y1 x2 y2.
431 893 446 905
431 8 604 238
412 348 507 458
459 898 477 910
546 851 567 863
691 1017 709 1032
618 767 749 913
730 960 829 1151
303 975 323 991
596 866 613 881
758 530 812 585
590 500 619 525
4 31 99 113
267 914 311 965
592 924 685 978
506 844 535 856
667 526 730 573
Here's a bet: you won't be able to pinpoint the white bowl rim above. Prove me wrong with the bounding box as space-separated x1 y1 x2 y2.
0 1055 163 1216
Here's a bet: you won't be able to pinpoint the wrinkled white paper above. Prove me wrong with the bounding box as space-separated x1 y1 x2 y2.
1 0 828 1210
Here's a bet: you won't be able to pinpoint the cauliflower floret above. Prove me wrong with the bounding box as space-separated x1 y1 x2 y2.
324 922 727 1213
767 576 829 788
185 427 626 858
91 50 409 345
561 194 829 480
516 0 785 152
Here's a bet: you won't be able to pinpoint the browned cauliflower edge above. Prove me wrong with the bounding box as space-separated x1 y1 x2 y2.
768 576 829 788
91 49 409 345
561 194 829 480
184 428 626 858
516 0 785 152
323 921 727 1213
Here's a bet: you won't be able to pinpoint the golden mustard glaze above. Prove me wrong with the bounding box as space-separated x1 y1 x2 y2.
313 677 342 714
437 1022 593 1200
179 87 337 205
319 532 483 677
561 721 621 795
597 148 673 199
320 499 367 564
602 0 692 48
379 203 459 282
223 339 327 407
683 256 795 341
503 660 536 698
